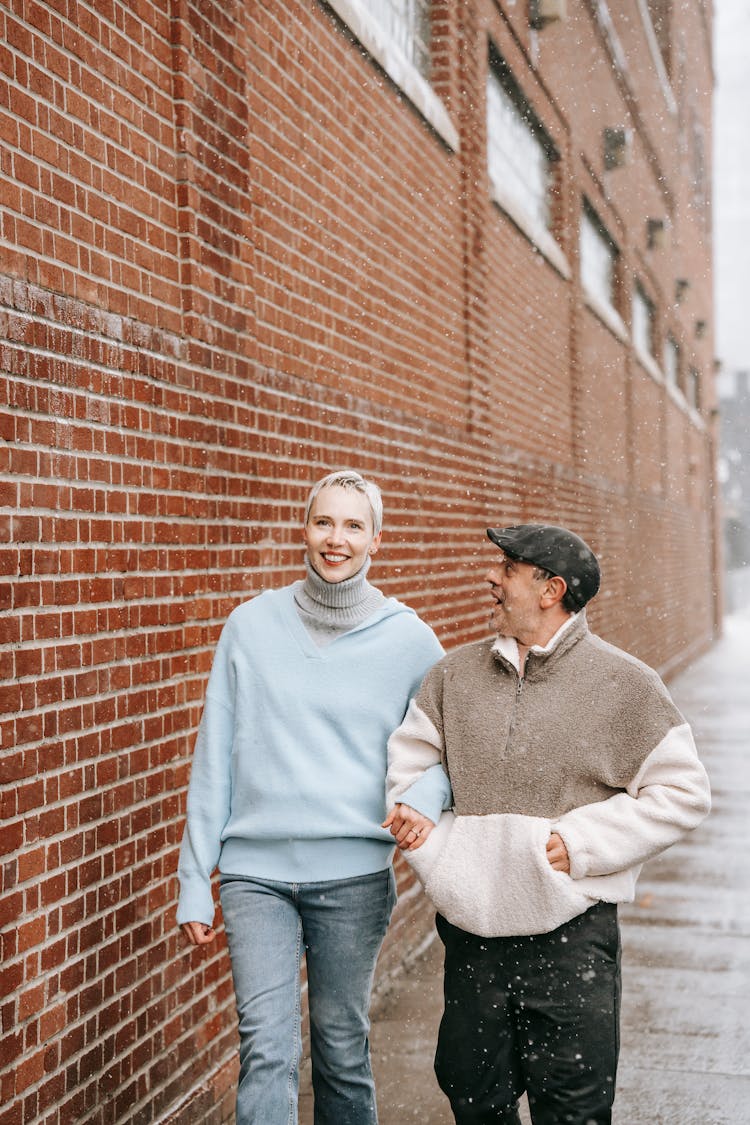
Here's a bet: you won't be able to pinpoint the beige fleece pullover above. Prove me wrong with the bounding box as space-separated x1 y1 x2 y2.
386 613 711 938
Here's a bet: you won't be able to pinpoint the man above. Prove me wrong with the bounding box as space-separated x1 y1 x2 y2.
383 524 710 1125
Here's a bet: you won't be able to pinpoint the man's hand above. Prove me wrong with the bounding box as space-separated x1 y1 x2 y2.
546 832 570 873
382 803 435 851
181 921 216 946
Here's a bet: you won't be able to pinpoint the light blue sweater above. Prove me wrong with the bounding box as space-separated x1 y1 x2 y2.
176 585 444 925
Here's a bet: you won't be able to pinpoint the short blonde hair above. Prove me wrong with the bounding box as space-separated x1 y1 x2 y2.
304 470 383 535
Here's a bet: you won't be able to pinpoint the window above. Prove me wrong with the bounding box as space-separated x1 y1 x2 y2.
486 58 552 236
632 283 655 358
686 367 701 410
580 203 618 310
326 0 458 151
646 0 672 74
664 335 680 389
368 0 431 78
690 111 709 222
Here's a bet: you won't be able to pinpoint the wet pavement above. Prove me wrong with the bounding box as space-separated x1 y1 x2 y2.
612 607 750 1123
303 606 750 1124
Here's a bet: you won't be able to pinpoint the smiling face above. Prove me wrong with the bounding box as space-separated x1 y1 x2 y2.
303 485 381 583
485 553 551 646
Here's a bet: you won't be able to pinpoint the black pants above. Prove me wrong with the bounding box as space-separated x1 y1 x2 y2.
434 903 621 1125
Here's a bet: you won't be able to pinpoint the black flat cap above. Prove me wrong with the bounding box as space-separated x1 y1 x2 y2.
486 523 600 609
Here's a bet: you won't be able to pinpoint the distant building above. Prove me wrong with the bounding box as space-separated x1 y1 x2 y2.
0 2 718 1122
718 368 750 568
713 1 750 376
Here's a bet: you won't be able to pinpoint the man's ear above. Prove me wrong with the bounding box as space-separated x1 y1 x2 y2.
541 575 567 608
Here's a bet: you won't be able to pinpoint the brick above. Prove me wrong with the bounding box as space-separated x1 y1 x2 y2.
13 1048 45 1094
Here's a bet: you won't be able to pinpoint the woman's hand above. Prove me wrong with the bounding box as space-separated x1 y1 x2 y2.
382 803 435 851
181 921 216 946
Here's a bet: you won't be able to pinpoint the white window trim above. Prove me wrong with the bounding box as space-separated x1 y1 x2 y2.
580 205 621 325
685 368 701 413
635 0 677 116
327 0 459 152
489 177 571 280
633 348 705 429
582 288 628 343
666 379 686 408
593 0 676 118
663 336 680 393
664 378 706 429
631 284 655 362
634 344 663 384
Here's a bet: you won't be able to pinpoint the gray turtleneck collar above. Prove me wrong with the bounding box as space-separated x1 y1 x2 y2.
293 555 386 647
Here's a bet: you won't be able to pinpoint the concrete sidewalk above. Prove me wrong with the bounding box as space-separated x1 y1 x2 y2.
311 608 750 1124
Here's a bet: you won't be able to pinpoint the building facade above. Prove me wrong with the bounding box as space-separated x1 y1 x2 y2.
713 0 750 611
0 2 717 1122
718 368 750 589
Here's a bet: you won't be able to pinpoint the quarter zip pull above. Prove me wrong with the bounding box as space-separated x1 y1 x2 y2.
507 673 524 753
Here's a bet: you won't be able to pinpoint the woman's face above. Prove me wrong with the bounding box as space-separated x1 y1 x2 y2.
304 486 381 583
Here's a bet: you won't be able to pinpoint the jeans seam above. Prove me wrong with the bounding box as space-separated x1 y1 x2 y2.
287 914 302 1125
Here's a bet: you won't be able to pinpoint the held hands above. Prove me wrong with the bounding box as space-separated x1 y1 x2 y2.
546 832 570 873
382 803 435 851
181 921 216 946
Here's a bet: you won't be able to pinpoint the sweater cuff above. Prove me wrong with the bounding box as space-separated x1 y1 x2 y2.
398 763 452 825
176 881 216 928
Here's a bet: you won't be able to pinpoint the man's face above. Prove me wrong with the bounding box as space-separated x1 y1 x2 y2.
485 553 547 644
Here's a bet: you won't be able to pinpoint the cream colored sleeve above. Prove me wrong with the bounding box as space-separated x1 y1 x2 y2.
554 723 711 879
386 697 450 821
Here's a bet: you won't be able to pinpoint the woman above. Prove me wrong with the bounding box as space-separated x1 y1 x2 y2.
177 469 443 1125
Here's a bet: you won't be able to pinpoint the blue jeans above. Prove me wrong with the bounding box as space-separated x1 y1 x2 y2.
219 869 396 1125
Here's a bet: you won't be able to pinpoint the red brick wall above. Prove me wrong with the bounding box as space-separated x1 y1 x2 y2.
1 2 718 1122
